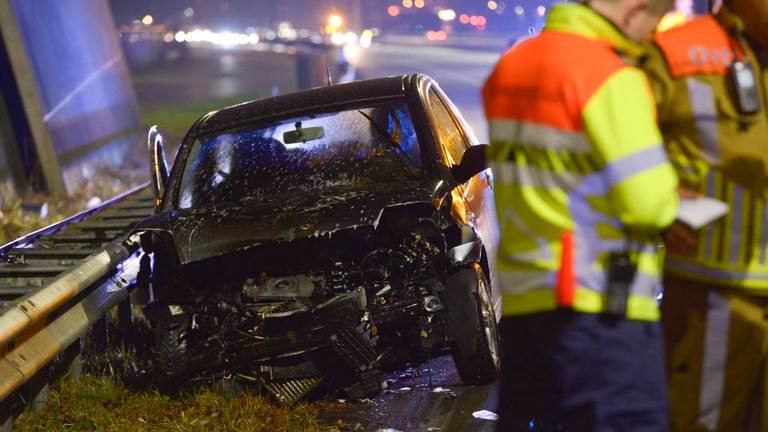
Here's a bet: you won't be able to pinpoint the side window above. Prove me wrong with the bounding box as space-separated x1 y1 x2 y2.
428 89 467 166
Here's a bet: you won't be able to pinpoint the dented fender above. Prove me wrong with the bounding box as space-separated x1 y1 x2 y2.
446 239 482 267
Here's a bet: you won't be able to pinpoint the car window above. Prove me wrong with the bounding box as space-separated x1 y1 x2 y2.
177 101 423 209
428 89 467 166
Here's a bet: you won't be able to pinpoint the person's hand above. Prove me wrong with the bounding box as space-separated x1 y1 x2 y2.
663 221 698 255
663 187 701 256
677 187 700 200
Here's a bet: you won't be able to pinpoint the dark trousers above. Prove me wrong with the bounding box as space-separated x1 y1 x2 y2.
496 311 669 431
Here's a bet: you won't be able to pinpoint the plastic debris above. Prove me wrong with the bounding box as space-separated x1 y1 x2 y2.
383 386 412 395
375 429 403 432
432 387 450 393
87 196 103 208
472 410 499 421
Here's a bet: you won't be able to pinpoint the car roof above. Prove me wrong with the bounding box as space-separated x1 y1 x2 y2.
194 74 426 136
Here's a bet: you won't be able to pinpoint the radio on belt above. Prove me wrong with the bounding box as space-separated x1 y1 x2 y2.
732 60 761 115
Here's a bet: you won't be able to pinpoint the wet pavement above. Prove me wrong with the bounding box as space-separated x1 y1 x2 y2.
321 355 498 432
353 38 504 143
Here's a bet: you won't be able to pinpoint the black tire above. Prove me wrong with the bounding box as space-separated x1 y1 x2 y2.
152 319 188 392
442 264 500 385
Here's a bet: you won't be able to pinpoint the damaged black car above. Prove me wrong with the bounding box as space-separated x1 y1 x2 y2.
134 74 501 404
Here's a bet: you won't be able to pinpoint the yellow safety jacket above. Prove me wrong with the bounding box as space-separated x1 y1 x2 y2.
482 3 679 321
643 9 768 289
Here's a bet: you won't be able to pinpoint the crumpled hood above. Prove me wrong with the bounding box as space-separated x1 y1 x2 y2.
137 181 439 264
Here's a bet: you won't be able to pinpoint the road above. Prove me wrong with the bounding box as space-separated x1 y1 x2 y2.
321 38 506 432
353 38 505 143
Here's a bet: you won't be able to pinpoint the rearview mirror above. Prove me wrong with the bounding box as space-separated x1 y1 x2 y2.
283 121 325 144
451 144 488 185
148 125 169 212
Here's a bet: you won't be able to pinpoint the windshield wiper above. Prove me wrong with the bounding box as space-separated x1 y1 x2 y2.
357 110 419 179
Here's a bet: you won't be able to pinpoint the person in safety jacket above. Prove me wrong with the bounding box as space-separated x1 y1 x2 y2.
482 0 679 429
641 0 768 429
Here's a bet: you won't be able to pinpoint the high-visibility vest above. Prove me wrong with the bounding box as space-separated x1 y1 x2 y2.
644 10 768 289
483 3 679 321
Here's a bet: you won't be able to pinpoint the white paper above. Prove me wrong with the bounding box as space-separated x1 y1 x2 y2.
677 197 729 230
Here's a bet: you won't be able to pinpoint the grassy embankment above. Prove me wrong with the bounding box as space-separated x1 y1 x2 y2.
14 376 342 432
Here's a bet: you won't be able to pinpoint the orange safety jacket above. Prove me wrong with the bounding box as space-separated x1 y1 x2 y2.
483 3 679 320
644 10 768 289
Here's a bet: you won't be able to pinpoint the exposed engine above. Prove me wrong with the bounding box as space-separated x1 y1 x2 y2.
143 223 454 404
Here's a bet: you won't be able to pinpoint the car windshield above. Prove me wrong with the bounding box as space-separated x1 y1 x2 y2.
177 101 423 209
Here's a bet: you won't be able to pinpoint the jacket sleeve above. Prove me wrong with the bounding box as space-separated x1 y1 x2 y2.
581 66 679 231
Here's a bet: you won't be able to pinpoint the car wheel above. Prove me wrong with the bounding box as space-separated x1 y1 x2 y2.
152 319 188 392
442 263 500 385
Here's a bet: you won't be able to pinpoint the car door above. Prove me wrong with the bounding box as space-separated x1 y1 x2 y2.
426 87 501 316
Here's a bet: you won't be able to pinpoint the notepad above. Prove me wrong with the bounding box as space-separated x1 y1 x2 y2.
677 197 730 230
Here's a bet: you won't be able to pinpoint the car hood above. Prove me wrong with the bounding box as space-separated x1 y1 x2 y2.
137 181 441 265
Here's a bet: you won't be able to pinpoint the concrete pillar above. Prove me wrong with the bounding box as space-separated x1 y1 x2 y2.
0 0 66 198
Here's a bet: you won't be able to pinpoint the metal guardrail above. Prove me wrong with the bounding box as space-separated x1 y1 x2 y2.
0 182 150 256
0 182 154 424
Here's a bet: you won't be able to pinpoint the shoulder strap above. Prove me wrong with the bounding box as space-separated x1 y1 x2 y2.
654 16 740 78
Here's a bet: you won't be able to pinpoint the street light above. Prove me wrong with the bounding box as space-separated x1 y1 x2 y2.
438 9 457 21
325 14 344 34
328 14 344 29
141 14 154 25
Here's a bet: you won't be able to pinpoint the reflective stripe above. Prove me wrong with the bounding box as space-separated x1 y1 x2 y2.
488 119 592 153
500 289 660 320
501 206 554 262
491 162 582 190
497 270 556 294
687 78 721 163
699 290 730 431
666 258 768 283
497 268 659 298
729 185 743 264
761 203 768 264
603 145 669 188
704 170 717 260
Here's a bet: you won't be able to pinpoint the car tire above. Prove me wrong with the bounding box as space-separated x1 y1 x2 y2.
442 264 500 385
152 320 188 392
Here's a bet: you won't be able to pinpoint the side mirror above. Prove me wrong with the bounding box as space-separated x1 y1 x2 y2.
148 125 169 212
451 144 488 186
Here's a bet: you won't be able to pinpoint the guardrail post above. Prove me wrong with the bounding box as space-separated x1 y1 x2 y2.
64 340 82 381
26 368 49 415
2 417 11 432
93 315 109 352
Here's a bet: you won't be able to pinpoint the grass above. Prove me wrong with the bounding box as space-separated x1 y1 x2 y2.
141 95 267 145
14 376 343 432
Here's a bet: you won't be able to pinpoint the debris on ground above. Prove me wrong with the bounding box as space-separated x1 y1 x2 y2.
472 410 499 421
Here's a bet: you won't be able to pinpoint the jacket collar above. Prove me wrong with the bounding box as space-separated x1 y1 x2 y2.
545 2 645 60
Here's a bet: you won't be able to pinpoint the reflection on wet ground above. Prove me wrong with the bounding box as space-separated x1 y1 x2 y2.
321 355 498 432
